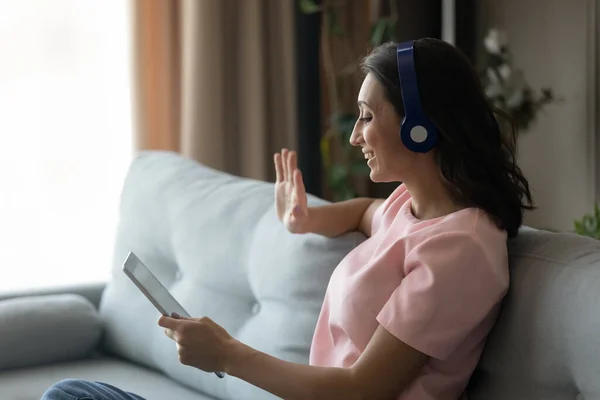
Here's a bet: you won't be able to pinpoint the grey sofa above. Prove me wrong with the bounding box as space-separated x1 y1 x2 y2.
0 151 598 400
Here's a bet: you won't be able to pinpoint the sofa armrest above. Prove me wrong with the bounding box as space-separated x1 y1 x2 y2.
0 282 106 309
0 293 104 371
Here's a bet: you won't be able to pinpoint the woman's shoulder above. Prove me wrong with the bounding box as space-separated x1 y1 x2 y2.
376 185 508 251
423 208 508 257
414 210 509 287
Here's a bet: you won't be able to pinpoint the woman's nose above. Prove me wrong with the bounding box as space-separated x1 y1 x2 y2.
349 124 361 146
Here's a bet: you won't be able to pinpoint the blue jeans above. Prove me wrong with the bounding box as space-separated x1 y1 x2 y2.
41 379 146 400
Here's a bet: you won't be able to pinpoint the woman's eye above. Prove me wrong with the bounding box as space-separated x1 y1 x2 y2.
358 116 372 123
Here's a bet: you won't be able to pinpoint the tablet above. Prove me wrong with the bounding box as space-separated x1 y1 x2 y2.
122 252 225 378
122 252 191 318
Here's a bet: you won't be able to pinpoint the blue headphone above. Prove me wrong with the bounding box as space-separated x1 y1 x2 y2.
396 41 437 153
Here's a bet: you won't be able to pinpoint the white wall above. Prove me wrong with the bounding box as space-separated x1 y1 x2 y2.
477 0 598 232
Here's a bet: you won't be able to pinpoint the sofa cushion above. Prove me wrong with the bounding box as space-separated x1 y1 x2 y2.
0 357 216 400
99 151 364 400
468 228 600 400
0 294 103 371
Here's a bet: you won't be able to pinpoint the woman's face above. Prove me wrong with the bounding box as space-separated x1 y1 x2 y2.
350 73 418 183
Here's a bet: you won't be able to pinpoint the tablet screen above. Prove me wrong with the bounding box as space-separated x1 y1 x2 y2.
122 252 191 318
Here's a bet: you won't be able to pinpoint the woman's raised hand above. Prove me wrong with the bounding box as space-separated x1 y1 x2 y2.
273 149 310 234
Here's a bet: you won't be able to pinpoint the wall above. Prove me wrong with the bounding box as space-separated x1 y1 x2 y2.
477 0 598 231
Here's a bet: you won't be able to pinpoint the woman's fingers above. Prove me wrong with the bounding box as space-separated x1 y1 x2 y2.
164 328 176 340
293 169 307 209
287 150 297 183
274 153 283 182
276 148 302 184
281 148 289 181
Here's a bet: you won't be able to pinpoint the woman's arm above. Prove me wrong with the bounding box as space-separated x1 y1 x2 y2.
274 149 384 238
225 325 427 400
306 198 384 238
159 316 427 400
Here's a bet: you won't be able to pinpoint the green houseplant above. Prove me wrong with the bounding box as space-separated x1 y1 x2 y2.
299 0 398 201
480 29 561 132
574 204 600 239
300 5 562 201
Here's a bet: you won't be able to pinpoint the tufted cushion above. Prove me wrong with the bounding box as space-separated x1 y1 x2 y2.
468 228 600 400
99 151 364 400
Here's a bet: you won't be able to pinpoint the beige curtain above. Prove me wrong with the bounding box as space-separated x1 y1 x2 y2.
131 0 297 182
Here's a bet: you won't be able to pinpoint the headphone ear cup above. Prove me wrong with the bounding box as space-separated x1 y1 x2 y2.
400 121 415 150
400 118 436 153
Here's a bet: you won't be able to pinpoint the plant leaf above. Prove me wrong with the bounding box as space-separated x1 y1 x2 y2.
329 164 348 187
574 220 583 234
383 19 397 42
298 0 320 14
573 203 600 239
369 19 388 47
484 82 503 99
327 10 343 36
505 89 524 108
338 186 356 201
320 137 331 168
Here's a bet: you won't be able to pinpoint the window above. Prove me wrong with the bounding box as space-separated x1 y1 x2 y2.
0 0 133 292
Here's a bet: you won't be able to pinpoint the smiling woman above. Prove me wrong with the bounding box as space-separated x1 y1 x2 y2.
40 36 535 400
0 0 133 292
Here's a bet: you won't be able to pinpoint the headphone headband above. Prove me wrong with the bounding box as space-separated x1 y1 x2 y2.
396 41 437 153
396 42 424 117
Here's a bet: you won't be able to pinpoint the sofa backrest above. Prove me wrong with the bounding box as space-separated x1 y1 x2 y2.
468 227 600 400
99 151 365 400
102 151 600 400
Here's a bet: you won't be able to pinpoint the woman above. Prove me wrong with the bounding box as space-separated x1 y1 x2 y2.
42 38 533 400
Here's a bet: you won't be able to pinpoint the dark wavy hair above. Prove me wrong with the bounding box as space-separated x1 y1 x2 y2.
360 38 534 238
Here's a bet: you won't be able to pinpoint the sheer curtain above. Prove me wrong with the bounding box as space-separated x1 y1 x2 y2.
0 0 133 292
132 0 297 182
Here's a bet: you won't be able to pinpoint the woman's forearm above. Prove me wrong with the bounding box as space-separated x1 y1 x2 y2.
225 340 359 400
305 197 378 238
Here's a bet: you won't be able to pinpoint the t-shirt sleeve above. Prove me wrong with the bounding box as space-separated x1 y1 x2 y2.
376 232 508 360
371 200 385 235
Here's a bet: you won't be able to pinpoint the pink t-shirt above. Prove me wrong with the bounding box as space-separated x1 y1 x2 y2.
309 184 509 400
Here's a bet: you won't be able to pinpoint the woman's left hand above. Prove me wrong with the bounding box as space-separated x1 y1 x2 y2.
158 315 236 373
